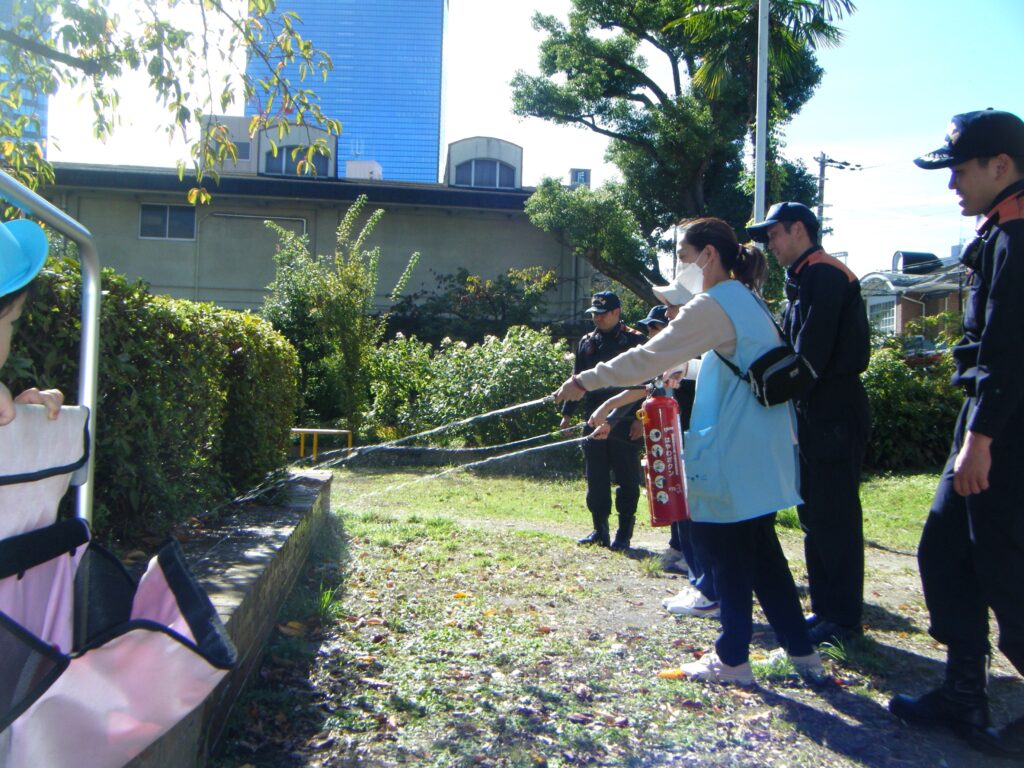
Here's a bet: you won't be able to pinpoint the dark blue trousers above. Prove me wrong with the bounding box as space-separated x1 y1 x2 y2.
919 398 1024 674
695 513 814 666
672 519 718 601
796 377 869 628
582 423 641 538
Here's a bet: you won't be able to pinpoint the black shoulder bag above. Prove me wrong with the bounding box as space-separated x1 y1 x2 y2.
715 294 815 407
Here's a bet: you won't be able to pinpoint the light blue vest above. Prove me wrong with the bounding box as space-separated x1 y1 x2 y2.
684 280 802 523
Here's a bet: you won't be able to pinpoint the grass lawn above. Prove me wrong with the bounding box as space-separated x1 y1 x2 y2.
214 467 1021 768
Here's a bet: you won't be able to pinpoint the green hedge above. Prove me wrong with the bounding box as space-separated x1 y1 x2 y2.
6 258 299 539
367 326 571 446
862 347 961 470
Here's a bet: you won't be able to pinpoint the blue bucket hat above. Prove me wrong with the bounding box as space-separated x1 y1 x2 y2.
637 304 669 329
0 219 48 297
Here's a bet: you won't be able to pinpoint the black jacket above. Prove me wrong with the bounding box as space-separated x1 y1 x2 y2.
953 178 1024 442
563 322 646 420
783 246 870 397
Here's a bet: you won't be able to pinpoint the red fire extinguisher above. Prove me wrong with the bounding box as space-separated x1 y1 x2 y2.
639 380 688 526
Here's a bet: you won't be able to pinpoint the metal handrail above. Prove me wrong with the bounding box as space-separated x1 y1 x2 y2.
0 169 100 524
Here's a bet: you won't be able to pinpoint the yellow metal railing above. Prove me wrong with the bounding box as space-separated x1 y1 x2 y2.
291 428 353 460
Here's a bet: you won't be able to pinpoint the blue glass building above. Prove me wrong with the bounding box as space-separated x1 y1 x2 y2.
247 0 446 183
0 0 48 146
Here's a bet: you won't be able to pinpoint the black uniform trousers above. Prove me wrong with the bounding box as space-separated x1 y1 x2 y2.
920 397 1024 674
582 420 641 539
796 375 870 628
695 513 814 666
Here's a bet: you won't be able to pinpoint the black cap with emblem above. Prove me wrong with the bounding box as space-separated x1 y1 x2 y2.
584 291 621 315
915 109 1024 170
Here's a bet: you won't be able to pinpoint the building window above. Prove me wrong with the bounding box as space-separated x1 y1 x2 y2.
454 159 516 189
235 141 250 161
139 204 196 240
264 146 329 177
868 297 896 335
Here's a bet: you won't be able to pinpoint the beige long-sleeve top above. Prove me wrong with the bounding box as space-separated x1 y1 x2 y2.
575 292 737 391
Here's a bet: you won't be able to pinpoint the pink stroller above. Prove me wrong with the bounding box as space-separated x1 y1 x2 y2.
0 171 236 767
0 405 237 768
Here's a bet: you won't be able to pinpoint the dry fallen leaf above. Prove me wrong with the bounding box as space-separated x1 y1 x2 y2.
537 625 554 634
276 621 307 637
453 591 471 599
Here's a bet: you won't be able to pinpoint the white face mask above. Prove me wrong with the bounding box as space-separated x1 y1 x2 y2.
676 252 708 296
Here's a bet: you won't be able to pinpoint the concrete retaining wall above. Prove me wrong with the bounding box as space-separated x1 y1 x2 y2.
126 469 332 768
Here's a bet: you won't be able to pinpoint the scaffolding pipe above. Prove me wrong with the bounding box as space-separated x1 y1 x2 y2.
0 169 100 524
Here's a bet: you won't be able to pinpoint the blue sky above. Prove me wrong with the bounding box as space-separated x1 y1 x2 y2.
782 0 1024 274
48 0 1023 276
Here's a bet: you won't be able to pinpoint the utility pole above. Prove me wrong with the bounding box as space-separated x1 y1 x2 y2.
815 153 863 233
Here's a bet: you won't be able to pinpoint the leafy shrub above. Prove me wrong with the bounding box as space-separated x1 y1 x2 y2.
6 257 298 539
262 195 418 430
367 326 572 446
388 266 558 345
862 347 961 470
216 310 300 491
365 332 434 440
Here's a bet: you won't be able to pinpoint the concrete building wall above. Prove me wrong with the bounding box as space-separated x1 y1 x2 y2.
47 181 585 319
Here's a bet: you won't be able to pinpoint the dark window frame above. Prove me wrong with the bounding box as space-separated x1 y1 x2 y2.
452 158 517 189
138 204 196 241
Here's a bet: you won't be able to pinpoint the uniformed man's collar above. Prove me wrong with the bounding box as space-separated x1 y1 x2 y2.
787 245 825 277
978 178 1024 236
597 321 625 338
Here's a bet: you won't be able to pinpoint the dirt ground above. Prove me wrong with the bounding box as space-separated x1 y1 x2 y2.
451 514 1024 767
217 503 1024 768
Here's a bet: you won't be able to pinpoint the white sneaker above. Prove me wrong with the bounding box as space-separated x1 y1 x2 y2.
661 585 698 609
680 651 754 686
666 591 721 618
765 648 830 684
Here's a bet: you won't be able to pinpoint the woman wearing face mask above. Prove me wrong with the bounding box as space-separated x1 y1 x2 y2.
554 217 824 686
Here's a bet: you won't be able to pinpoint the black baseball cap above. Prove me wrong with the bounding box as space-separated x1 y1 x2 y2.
637 304 669 329
584 290 621 315
746 202 819 244
915 109 1024 170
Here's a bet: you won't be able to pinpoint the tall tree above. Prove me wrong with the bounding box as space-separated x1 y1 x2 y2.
0 0 339 196
512 0 853 291
526 178 662 304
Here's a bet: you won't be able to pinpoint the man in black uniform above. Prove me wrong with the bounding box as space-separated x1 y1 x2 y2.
560 291 646 549
889 109 1024 758
747 202 871 645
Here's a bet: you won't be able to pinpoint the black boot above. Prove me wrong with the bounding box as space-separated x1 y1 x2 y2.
578 515 610 546
578 530 610 546
611 513 635 551
889 653 992 748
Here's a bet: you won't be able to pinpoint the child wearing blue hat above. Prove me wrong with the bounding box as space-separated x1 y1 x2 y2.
0 219 63 426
